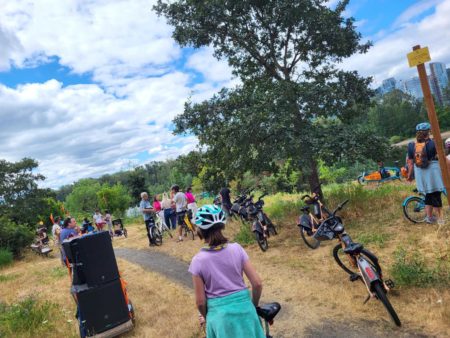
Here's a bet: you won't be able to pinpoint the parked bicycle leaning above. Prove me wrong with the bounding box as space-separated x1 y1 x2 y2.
140 192 159 246
407 122 445 225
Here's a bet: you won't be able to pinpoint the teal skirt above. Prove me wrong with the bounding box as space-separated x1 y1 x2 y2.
206 289 265 338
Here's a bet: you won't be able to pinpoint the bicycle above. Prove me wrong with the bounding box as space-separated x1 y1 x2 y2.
155 212 173 238
180 210 196 240
147 217 162 246
256 302 281 338
357 161 402 185
297 186 329 249
402 188 447 223
248 193 277 252
316 200 401 326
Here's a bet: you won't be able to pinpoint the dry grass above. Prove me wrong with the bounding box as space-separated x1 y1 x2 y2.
1 181 449 337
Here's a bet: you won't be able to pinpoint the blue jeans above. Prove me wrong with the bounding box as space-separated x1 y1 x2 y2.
164 209 177 230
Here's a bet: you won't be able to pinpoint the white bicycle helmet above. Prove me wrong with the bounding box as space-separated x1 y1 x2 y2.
195 204 226 230
445 138 450 149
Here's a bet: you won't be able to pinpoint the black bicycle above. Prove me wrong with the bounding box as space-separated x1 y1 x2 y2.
315 200 401 326
248 193 277 252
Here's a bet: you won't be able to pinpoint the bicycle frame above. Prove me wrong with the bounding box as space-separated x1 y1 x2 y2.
337 233 384 295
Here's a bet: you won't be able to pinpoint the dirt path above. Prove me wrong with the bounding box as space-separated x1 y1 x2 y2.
115 247 192 289
115 247 430 338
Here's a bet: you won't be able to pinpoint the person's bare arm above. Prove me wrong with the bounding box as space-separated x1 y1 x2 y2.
192 275 207 317
243 260 263 306
407 158 414 181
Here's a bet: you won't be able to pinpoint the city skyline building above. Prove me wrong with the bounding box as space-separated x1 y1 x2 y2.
378 61 449 104
429 62 448 105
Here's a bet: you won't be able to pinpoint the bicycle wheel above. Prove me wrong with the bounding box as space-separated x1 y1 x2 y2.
254 231 268 252
372 281 401 327
403 196 426 223
151 227 162 246
357 175 366 185
186 226 195 240
163 224 173 238
332 244 381 276
300 226 320 249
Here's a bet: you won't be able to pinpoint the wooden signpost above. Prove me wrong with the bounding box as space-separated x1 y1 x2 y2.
407 45 450 206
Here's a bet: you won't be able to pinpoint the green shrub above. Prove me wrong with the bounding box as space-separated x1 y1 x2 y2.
391 248 449 287
0 248 13 268
0 217 34 257
234 223 255 245
0 297 56 336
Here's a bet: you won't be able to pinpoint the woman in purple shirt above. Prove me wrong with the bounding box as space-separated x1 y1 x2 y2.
189 205 264 338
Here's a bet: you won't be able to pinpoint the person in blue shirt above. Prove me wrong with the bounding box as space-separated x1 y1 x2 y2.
60 217 80 263
139 192 156 246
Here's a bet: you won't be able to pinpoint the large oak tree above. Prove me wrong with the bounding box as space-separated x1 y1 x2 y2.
155 0 389 191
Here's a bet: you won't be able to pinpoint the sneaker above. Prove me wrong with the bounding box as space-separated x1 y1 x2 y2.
425 216 437 224
437 218 446 226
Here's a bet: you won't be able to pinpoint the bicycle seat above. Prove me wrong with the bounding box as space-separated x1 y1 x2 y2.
343 242 364 255
256 302 281 322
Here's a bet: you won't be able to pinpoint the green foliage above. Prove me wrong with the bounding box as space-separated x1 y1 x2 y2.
0 297 56 337
319 160 347 184
0 217 34 257
65 179 100 214
391 247 449 287
97 183 131 216
233 223 255 246
367 90 426 139
157 0 376 192
0 158 61 228
0 248 13 268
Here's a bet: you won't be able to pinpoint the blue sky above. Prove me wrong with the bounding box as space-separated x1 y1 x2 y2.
0 0 449 188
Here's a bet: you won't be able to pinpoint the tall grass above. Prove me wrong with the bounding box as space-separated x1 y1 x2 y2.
0 297 57 337
391 247 450 287
0 249 13 268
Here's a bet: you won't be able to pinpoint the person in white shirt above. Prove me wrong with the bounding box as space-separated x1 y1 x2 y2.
171 185 187 242
93 209 106 231
51 216 61 245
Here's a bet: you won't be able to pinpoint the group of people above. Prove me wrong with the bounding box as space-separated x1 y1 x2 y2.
140 185 199 245
49 209 117 265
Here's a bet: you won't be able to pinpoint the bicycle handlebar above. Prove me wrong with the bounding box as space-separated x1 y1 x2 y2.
332 199 349 216
259 193 268 200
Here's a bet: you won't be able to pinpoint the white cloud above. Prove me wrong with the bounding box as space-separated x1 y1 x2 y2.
0 0 180 85
393 0 442 28
0 77 198 188
342 0 450 86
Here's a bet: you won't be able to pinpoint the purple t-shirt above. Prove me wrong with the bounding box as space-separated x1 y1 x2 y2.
188 243 249 298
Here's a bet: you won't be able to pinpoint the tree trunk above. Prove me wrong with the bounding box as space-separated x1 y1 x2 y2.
308 159 323 199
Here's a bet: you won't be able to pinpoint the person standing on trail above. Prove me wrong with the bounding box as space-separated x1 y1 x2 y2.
185 187 198 222
52 216 63 265
407 123 445 225
162 192 177 230
93 209 106 231
189 205 264 338
172 185 187 242
140 192 156 246
219 186 232 219
60 217 80 264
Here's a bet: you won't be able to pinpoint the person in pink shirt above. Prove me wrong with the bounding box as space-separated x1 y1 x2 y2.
153 194 165 224
185 187 198 222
